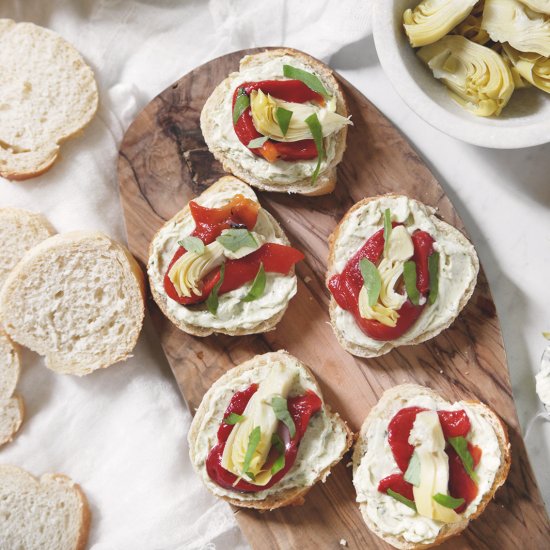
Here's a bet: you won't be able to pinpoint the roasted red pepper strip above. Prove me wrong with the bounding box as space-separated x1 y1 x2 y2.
232 80 320 162
411 231 435 294
378 473 415 502
206 386 322 492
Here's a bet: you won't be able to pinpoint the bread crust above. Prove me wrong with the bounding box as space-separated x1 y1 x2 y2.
0 328 23 446
352 384 511 549
200 48 348 195
188 350 354 510
148 176 297 337
326 194 480 358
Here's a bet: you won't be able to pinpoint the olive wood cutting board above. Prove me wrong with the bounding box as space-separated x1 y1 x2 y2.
117 48 549 549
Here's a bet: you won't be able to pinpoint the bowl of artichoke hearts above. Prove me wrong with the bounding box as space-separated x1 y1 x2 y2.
372 0 550 148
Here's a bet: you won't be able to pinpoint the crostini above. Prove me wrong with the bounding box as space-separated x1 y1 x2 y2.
148 176 304 336
352 384 511 549
326 194 479 357
188 351 353 510
201 48 351 196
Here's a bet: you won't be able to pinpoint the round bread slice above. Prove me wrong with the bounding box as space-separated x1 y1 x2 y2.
188 350 353 510
352 384 511 549
200 48 349 196
0 19 98 180
0 207 55 290
148 175 299 337
326 194 480 358
0 231 145 376
0 329 23 446
0 464 90 550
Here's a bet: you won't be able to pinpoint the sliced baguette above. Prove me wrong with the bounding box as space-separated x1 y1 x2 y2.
326 194 479 358
188 350 353 510
0 329 23 446
0 19 98 180
352 384 511 549
148 175 298 337
200 48 348 196
0 464 90 550
0 231 145 376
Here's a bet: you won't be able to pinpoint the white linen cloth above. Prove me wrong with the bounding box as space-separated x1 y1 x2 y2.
0 1 548 548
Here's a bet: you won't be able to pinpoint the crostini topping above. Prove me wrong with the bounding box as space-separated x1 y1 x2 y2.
206 366 322 492
329 210 439 340
282 64 330 98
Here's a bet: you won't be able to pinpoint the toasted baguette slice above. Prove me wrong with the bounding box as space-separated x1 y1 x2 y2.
0 19 98 180
0 207 55 289
327 194 479 358
200 48 349 196
0 465 90 550
0 329 23 446
148 176 298 337
0 231 145 376
188 350 353 510
352 384 511 549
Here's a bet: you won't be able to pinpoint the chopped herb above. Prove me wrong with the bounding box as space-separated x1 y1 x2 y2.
243 263 266 302
387 489 417 511
245 471 256 481
224 413 245 425
270 396 296 438
271 433 285 454
233 87 250 124
271 434 286 475
242 426 261 478
275 107 293 136
383 209 392 256
359 258 382 307
178 236 205 255
305 112 324 184
248 136 269 149
428 252 440 305
206 263 225 315
282 65 330 99
404 452 420 487
433 493 465 509
216 229 257 252
448 436 479 484
403 260 420 305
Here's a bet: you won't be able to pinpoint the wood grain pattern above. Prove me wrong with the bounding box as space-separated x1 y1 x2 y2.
117 49 550 549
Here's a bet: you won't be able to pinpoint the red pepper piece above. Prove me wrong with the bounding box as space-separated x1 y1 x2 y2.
411 231 435 294
378 473 415 501
242 80 324 103
448 443 481 513
217 384 258 442
437 410 471 439
388 406 428 472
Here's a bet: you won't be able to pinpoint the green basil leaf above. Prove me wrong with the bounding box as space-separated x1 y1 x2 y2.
383 208 392 256
305 113 324 184
242 426 261 477
387 489 417 511
177 236 205 255
404 451 421 487
428 252 440 305
206 263 225 315
359 258 382 307
248 136 269 149
403 260 420 305
233 87 250 124
242 262 266 302
271 433 285 454
275 107 293 136
271 452 285 475
270 396 296 438
433 493 465 509
448 436 479 484
282 65 330 99
245 471 256 481
270 434 286 475
216 229 258 252
225 412 245 425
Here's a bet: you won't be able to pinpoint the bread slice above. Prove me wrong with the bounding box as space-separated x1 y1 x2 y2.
0 207 55 290
188 350 353 510
352 384 511 549
0 231 145 376
0 464 90 550
201 48 349 196
0 19 98 180
148 175 298 337
0 329 23 446
326 194 479 358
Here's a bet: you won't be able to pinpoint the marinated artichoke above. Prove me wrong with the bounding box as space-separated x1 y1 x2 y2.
403 0 478 47
518 0 550 14
503 43 550 91
453 1 491 43
417 35 515 116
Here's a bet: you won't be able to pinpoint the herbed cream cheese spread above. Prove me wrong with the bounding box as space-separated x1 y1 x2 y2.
148 180 296 331
206 54 341 185
332 196 478 352
192 356 349 501
353 390 502 545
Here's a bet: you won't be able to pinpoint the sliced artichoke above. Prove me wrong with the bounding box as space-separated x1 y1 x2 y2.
453 1 491 44
417 35 514 116
503 42 550 91
403 0 478 47
482 0 550 57
518 0 550 14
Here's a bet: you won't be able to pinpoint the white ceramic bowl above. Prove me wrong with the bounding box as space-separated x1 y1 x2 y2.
372 0 550 148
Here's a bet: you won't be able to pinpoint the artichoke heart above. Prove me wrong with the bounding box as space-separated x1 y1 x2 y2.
250 89 350 143
503 43 550 91
482 0 550 57
453 1 491 44
518 0 550 14
403 0 478 47
417 35 514 116
221 362 298 485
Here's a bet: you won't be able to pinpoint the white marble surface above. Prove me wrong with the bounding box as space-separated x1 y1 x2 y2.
0 1 548 548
